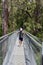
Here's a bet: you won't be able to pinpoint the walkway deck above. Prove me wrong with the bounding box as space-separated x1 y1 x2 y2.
7 37 26 65
2 32 41 65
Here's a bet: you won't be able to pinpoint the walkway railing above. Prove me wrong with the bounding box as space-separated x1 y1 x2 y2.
26 33 41 49
0 31 17 65
26 32 42 43
25 33 42 65
0 31 42 65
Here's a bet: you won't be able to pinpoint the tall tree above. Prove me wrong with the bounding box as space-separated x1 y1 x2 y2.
2 0 9 35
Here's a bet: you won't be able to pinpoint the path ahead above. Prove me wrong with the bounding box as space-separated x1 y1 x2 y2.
7 37 26 65
2 31 41 65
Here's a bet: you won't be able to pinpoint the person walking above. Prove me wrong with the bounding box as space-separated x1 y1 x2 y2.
19 27 24 46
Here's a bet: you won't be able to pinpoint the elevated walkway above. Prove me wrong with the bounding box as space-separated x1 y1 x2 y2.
6 37 26 65
0 31 42 65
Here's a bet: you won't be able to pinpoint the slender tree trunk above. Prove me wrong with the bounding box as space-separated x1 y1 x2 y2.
2 0 9 35
2 0 9 59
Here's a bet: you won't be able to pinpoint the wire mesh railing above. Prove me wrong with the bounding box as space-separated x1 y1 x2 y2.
25 33 42 65
0 31 17 65
0 30 42 65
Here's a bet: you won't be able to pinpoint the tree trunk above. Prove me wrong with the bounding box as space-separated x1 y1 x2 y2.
2 0 9 35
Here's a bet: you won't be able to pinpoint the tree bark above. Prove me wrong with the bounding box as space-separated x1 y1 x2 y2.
2 0 9 35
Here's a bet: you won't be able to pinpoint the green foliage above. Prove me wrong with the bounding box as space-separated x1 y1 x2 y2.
8 0 43 41
0 0 1 3
0 0 43 65
35 52 41 65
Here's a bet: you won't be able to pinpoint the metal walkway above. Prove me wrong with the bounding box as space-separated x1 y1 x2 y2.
3 37 26 65
0 31 42 65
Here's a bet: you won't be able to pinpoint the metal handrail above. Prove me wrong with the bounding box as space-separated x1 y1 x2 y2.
28 33 41 43
0 31 16 65
26 33 41 49
25 31 42 44
2 31 18 65
0 31 14 43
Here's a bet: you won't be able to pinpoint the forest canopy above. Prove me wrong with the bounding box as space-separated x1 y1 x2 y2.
0 0 43 41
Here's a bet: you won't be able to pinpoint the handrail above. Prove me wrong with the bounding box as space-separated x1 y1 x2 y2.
25 31 42 44
2 31 18 65
28 33 42 43
0 31 14 40
0 30 18 40
0 31 14 43
26 33 41 49
0 30 18 65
